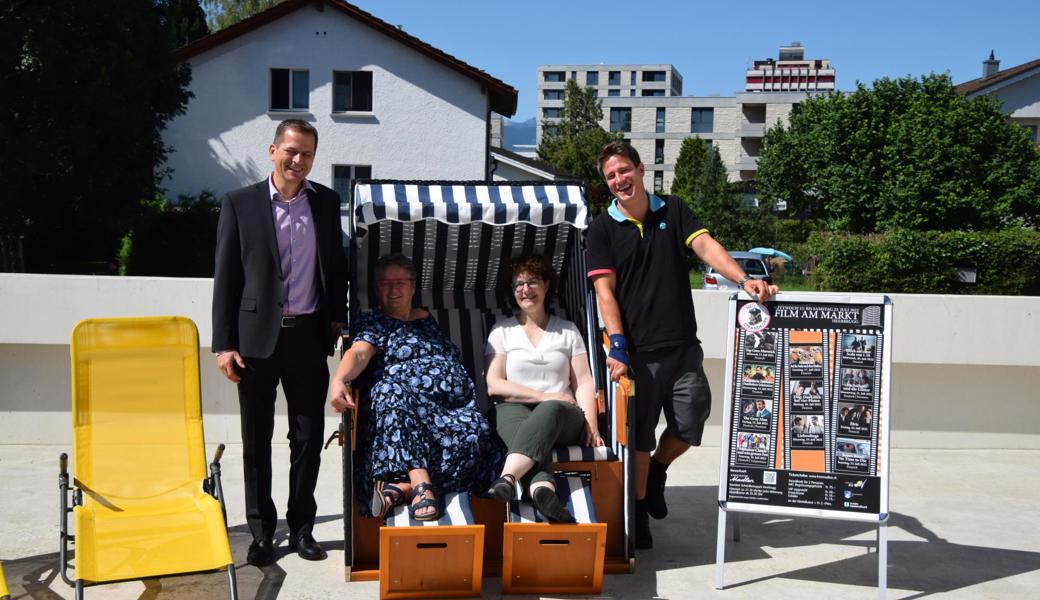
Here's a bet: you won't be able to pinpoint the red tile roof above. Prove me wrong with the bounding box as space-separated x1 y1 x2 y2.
177 0 517 116
955 58 1040 96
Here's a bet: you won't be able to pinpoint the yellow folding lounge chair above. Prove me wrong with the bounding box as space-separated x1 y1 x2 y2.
59 316 237 599
0 560 10 600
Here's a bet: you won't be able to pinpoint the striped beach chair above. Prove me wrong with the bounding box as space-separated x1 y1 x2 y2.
339 181 636 594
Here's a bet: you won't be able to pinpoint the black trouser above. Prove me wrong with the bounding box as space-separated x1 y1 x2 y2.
237 314 329 540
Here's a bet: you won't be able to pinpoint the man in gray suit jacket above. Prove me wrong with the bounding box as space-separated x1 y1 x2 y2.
212 119 348 566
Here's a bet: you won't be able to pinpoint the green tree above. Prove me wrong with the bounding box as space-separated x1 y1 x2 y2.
690 145 774 250
670 135 708 204
537 80 622 214
163 0 209 47
203 0 279 31
757 73 1040 232
0 1 194 272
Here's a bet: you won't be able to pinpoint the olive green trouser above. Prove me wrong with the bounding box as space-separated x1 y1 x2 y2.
495 400 585 489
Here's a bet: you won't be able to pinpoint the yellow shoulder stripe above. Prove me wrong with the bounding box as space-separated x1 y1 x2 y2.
685 228 709 246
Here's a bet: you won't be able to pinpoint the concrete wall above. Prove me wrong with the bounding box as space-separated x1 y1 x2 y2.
162 4 488 200
1 274 1037 448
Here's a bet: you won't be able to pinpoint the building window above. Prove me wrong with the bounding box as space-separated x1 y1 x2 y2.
571 71 577 80
270 68 309 111
543 107 562 119
586 71 599 86
543 124 559 137
332 71 372 112
333 165 372 207
656 108 666 133
609 108 632 133
630 89 636 96
608 89 620 97
642 89 665 97
591 89 598 98
630 71 636 85
1028 125 1039 144
543 71 565 82
643 71 666 82
691 108 714 134
654 171 663 192
608 71 621 85
543 89 564 100
655 139 664 164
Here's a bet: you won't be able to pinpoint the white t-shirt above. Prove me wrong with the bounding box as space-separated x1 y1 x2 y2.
484 315 587 395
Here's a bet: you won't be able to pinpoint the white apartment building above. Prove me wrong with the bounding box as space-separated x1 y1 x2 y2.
536 62 819 194
535 64 683 142
745 42 835 92
536 50 837 194
163 0 517 211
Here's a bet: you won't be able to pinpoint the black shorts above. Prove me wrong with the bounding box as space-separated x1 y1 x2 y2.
631 343 712 452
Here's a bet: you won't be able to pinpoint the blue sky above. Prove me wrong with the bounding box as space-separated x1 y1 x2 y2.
352 0 1039 121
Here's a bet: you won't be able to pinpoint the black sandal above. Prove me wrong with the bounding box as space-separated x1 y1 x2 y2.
409 482 441 521
488 474 516 502
532 486 576 524
371 481 407 519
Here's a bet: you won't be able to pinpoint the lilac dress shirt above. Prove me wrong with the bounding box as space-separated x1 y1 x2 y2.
268 176 319 316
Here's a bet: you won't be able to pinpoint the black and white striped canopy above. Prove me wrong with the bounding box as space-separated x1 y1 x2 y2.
354 181 588 230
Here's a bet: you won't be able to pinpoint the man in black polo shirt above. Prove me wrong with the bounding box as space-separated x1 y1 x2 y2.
587 141 777 549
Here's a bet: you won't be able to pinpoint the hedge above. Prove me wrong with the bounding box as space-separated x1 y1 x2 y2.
118 192 219 277
806 228 1040 295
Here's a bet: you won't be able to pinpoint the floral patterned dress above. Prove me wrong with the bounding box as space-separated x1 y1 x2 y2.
352 310 504 516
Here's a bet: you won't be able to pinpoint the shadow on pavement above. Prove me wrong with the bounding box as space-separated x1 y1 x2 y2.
3 514 343 600
638 485 1040 598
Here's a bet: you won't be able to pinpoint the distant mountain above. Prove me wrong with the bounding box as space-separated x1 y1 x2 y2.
503 117 536 151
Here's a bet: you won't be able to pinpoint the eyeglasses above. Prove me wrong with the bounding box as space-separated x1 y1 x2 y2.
513 279 543 292
377 278 413 290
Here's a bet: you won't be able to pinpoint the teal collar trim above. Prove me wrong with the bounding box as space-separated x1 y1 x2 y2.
607 194 666 222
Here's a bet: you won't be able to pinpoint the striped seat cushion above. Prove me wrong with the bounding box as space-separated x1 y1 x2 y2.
510 473 597 524
386 491 475 527
552 445 618 463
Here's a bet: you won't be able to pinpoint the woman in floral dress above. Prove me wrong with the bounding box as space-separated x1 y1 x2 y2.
329 254 503 520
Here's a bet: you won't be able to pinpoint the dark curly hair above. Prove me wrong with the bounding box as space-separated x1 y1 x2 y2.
503 254 558 308
598 140 642 177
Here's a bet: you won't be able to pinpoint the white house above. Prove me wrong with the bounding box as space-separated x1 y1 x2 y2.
163 0 517 205
957 52 1040 145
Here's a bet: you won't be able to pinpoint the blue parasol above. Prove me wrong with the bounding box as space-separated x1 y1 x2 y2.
748 247 794 261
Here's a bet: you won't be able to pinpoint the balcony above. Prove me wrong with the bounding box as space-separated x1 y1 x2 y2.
737 123 766 137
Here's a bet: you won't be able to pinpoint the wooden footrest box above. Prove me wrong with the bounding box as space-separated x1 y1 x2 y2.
502 473 607 595
379 492 483 599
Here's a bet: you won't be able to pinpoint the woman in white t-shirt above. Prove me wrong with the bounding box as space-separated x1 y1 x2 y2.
484 255 604 523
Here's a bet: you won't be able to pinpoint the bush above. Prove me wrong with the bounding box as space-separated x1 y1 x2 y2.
807 229 1040 295
773 219 826 246
118 192 220 277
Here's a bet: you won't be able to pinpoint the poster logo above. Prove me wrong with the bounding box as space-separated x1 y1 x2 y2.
738 302 771 333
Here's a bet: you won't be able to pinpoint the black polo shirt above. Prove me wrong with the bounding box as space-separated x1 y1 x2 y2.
586 193 707 352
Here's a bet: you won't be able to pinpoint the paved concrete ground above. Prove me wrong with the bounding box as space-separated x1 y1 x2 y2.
2 443 1038 599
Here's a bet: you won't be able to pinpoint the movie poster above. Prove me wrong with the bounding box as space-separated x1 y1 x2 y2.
723 296 890 516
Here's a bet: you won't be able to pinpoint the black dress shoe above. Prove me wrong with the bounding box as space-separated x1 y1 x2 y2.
289 532 327 561
246 538 275 567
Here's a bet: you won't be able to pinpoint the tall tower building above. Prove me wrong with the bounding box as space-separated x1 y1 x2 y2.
745 43 835 92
